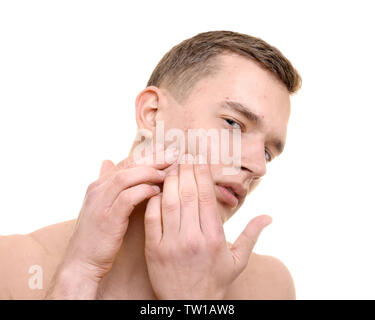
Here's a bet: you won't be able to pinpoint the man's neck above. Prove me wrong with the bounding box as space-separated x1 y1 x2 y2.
96 201 156 299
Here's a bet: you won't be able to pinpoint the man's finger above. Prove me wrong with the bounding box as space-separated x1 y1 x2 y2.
179 154 200 233
101 166 166 204
145 194 163 246
92 147 179 192
107 183 161 226
193 157 223 237
99 160 115 178
117 147 179 170
161 163 180 237
230 215 272 274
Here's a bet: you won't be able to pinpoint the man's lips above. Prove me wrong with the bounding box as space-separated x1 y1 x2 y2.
159 182 242 209
215 184 239 208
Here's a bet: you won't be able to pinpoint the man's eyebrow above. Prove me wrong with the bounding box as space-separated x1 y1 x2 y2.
221 100 261 124
221 100 285 156
271 139 284 156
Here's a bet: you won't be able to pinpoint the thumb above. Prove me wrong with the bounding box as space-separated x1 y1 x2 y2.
231 214 272 273
99 160 115 177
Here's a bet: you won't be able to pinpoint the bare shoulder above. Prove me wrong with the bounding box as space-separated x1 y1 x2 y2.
0 219 76 299
28 219 76 255
224 251 296 300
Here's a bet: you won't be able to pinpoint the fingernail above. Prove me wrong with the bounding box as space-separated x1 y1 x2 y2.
195 154 206 164
263 216 273 228
186 153 194 164
165 148 179 163
152 185 161 192
155 142 164 152
157 170 166 178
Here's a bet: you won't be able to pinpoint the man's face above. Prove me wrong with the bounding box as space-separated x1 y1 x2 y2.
156 53 291 222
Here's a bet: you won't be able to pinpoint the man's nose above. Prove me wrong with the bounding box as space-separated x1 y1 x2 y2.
240 142 267 179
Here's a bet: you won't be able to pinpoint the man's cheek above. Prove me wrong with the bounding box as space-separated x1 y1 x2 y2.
248 178 261 194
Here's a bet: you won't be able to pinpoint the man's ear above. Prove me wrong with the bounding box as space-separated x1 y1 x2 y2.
135 86 162 130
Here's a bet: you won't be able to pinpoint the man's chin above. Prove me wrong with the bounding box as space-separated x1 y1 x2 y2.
216 197 242 224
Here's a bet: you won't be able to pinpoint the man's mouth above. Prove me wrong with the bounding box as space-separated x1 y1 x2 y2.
215 184 242 208
158 172 246 209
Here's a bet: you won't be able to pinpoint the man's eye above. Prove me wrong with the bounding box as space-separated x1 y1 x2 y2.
265 149 272 162
225 118 242 130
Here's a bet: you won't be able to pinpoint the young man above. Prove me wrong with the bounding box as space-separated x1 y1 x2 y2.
0 30 301 299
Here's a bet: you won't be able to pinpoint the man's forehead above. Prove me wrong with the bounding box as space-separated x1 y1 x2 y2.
163 52 291 135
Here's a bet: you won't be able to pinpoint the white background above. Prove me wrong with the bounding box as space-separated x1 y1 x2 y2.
0 0 374 299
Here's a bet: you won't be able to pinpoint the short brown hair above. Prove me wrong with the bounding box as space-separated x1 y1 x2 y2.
147 30 301 103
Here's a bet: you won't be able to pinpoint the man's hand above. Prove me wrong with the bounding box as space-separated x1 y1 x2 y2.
144 154 272 300
45 147 178 299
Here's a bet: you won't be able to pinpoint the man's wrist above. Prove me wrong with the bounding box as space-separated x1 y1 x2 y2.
45 261 100 300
